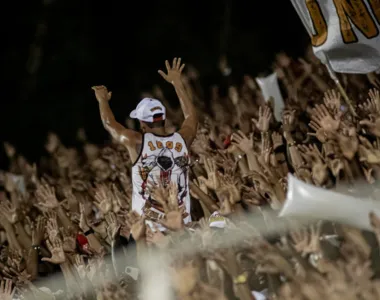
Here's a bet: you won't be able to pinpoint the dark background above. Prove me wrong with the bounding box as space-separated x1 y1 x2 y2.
0 0 308 165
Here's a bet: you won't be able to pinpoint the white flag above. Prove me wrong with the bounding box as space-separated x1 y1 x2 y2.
256 73 284 121
279 174 380 231
291 0 380 74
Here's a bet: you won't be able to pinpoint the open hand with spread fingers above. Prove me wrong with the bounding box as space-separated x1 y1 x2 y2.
0 279 15 300
42 239 66 264
158 57 185 84
35 183 59 210
252 106 272 132
93 183 113 215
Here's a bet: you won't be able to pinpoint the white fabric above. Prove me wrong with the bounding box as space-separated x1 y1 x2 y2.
9 175 26 195
279 174 380 231
130 98 166 122
291 0 380 74
256 73 284 121
131 133 191 230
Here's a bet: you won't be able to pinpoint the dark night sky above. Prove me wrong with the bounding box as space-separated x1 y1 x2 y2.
0 0 308 165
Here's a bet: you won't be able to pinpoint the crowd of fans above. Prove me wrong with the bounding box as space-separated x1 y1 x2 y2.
2 45 380 299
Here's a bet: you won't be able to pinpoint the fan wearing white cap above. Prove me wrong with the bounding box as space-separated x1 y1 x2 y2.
92 58 198 231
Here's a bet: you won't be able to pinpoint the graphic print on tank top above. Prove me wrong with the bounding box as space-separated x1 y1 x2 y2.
132 133 191 221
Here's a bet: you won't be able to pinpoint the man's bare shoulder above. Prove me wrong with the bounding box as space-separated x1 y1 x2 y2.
119 128 142 146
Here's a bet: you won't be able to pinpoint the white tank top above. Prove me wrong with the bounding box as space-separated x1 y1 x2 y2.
131 132 191 226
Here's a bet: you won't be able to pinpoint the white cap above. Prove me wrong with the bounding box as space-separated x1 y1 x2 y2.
129 98 166 123
208 211 227 229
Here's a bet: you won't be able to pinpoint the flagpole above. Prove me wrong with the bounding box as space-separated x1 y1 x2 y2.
322 53 357 116
290 0 357 117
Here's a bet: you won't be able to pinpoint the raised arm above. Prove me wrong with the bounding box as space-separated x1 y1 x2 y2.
92 86 141 159
158 58 198 146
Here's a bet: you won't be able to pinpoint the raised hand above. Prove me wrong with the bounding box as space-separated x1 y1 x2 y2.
191 132 211 156
35 183 59 210
340 226 371 260
31 216 45 246
45 211 60 242
0 199 18 224
271 132 283 150
146 225 169 249
231 131 253 154
306 120 324 142
298 144 328 185
117 210 131 238
74 255 87 280
79 203 90 232
360 117 380 137
42 239 66 264
0 279 15 300
167 182 180 212
282 110 297 133
290 221 322 257
154 182 185 231
126 213 146 241
298 144 323 165
323 90 341 114
3 142 16 159
7 249 24 273
158 57 185 84
218 173 240 205
124 210 140 236
62 186 78 211
160 208 185 232
198 158 220 191
260 133 272 164
218 190 234 216
171 261 199 298
358 136 380 164
148 180 168 207
105 212 120 241
241 185 262 206
336 126 358 160
228 86 239 106
62 227 77 253
310 104 340 133
358 89 380 117
3 173 16 193
252 106 272 132
192 177 209 199
369 88 380 109
110 183 126 213
93 183 113 215
92 85 112 103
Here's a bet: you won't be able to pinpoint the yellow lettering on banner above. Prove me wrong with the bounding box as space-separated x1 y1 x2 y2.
368 0 380 23
306 0 328 46
333 0 378 43
148 141 156 151
175 142 183 152
166 141 173 149
156 141 163 149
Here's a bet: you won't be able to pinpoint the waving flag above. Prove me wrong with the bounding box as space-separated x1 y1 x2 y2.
256 73 285 121
291 0 380 74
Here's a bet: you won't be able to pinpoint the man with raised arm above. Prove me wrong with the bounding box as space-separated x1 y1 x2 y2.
92 58 197 227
